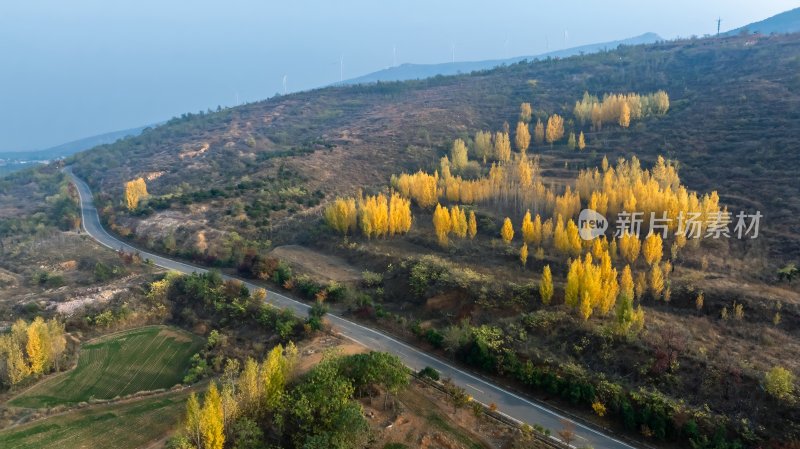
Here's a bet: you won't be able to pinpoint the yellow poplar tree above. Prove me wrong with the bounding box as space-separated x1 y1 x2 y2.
433 204 452 247
540 265 553 305
467 211 477 239
521 210 534 244
579 291 593 320
474 131 493 161
567 132 577 150
520 102 532 122
565 258 582 307
25 323 45 375
642 233 663 266
200 383 225 449
619 232 641 264
124 178 148 210
619 101 631 128
578 131 586 151
494 132 511 162
545 114 565 145
388 192 413 236
531 214 543 247
450 206 468 239
520 243 529 267
324 197 358 235
566 219 582 258
620 265 634 301
185 392 203 448
451 139 469 171
500 217 514 244
650 264 665 298
515 121 531 153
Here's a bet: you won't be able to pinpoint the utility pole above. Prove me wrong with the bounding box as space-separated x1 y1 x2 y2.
717 18 721 36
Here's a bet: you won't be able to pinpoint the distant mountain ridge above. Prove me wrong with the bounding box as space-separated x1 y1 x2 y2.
340 32 662 85
724 7 800 36
0 125 149 176
0 126 149 161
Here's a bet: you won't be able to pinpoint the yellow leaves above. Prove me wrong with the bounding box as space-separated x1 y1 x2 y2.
592 401 607 417
519 243 528 267
565 220 582 258
388 193 413 236
493 131 511 162
433 203 452 247
200 383 225 449
539 265 553 305
391 170 438 208
642 233 663 266
579 292 593 321
574 91 669 129
324 197 358 235
474 131 493 161
619 101 631 128
25 323 45 375
618 232 641 264
467 211 477 239
500 217 514 244
619 265 634 302
649 263 665 298
451 139 469 171
450 205 468 239
124 178 148 210
515 121 530 153
519 102 532 122
521 210 534 244
578 131 586 150
545 114 565 144
359 194 389 239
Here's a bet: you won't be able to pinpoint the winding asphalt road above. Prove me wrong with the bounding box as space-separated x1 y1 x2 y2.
65 167 637 449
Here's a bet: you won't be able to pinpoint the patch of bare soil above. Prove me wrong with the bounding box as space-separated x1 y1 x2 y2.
270 245 362 283
363 379 520 449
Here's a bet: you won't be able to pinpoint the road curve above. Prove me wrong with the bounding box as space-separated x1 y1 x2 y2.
65 167 637 449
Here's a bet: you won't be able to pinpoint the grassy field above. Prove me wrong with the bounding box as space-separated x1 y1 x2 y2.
11 326 203 408
0 390 189 449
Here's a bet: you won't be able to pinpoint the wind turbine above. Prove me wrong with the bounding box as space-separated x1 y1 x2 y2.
451 43 455 63
339 55 343 82
282 75 287 95
393 44 397 67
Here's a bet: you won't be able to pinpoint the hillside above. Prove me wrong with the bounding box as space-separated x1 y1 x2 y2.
341 33 662 85
725 7 800 36
67 32 800 447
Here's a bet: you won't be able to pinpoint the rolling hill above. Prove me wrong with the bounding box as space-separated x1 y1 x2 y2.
65 31 800 446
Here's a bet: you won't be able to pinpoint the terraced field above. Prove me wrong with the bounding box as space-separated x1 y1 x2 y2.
0 390 189 449
11 326 203 408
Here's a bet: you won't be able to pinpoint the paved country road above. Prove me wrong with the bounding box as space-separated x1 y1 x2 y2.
66 167 638 449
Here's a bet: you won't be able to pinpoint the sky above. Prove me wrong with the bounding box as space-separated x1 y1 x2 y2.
0 0 796 152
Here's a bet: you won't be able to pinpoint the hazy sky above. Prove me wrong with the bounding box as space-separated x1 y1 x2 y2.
0 0 796 152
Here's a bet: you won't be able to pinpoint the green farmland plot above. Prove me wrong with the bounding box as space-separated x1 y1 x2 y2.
0 390 190 449
11 326 203 408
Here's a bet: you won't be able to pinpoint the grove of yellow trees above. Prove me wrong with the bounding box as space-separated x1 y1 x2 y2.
324 193 411 238
574 91 669 130
0 317 67 388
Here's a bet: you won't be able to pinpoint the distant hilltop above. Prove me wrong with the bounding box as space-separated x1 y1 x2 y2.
339 33 662 85
723 7 800 36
